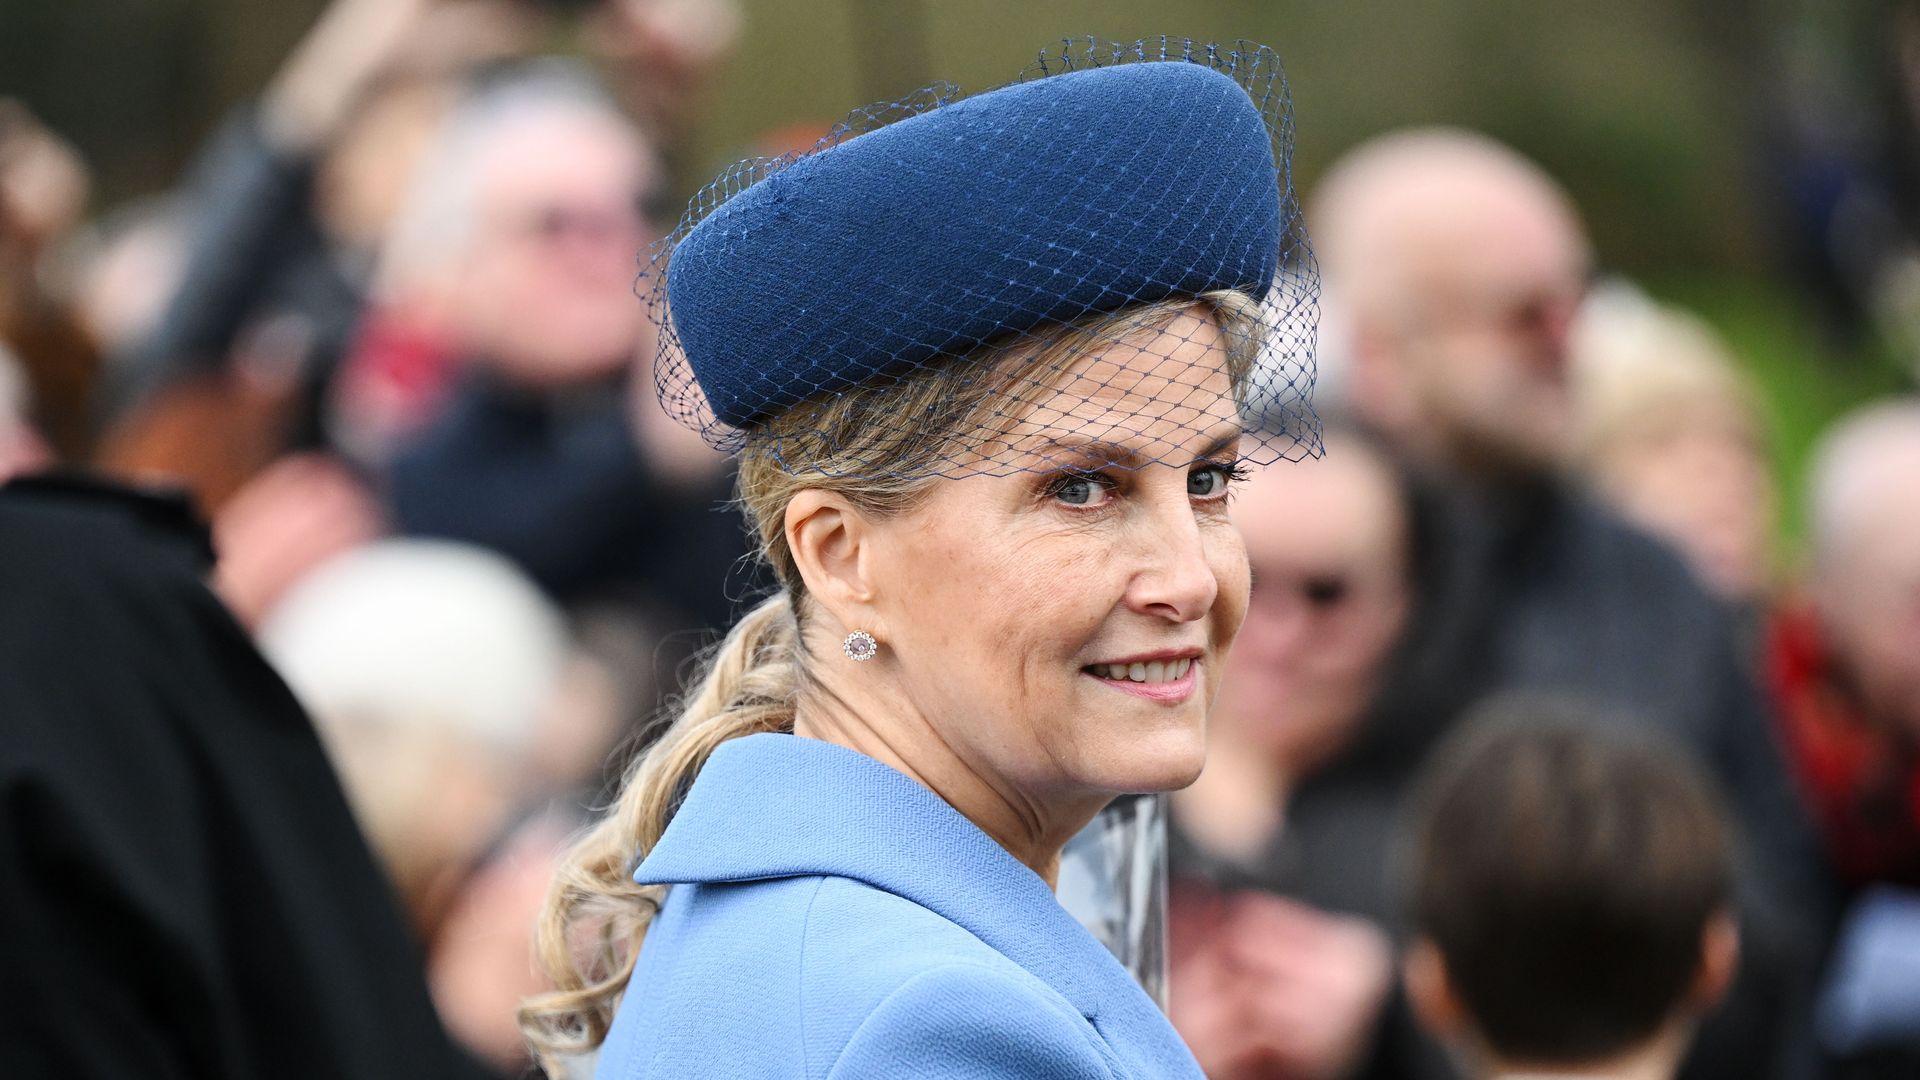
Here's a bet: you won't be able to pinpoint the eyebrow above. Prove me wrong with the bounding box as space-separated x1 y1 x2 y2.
1030 425 1244 469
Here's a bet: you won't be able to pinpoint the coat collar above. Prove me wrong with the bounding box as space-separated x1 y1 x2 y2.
633 732 1169 1037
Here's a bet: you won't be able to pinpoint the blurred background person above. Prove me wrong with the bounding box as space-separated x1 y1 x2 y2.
1310 125 1826 1079
375 62 751 709
1768 398 1920 1076
1571 284 1780 610
259 539 622 1076
1777 398 1920 894
1168 428 1413 1079
95 0 534 507
1401 702 1740 1080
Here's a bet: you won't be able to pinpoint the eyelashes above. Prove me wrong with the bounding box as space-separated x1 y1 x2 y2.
1041 458 1249 509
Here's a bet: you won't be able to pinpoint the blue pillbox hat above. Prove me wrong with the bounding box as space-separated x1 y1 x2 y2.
668 61 1280 430
646 38 1319 475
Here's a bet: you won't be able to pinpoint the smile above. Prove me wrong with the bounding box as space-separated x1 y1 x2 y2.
1088 658 1194 683
1081 655 1201 704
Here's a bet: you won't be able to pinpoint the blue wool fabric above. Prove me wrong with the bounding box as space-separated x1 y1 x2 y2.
664 60 1281 431
594 733 1205 1079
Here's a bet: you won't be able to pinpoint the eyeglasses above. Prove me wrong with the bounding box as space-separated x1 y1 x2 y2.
514 204 649 246
1249 570 1357 612
498 189 656 249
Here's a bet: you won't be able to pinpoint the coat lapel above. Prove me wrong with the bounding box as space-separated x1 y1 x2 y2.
633 733 1193 1070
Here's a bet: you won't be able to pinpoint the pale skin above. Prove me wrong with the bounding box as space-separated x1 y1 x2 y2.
1316 132 1593 477
782 311 1253 887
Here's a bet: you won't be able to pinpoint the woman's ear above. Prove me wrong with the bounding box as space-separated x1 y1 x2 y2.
785 489 877 630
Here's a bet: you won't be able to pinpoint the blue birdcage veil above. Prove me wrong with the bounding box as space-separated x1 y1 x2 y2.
645 37 1320 480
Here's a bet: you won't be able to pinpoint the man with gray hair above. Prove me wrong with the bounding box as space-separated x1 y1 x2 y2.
1767 398 1920 1071
1771 397 1920 890
1304 127 1826 1080
380 63 751 678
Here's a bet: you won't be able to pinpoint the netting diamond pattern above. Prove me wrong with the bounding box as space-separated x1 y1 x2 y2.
644 37 1320 479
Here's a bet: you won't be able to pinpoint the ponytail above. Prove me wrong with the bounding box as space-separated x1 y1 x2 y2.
519 592 800 1067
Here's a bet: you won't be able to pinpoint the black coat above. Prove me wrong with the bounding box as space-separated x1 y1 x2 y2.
0 477 483 1080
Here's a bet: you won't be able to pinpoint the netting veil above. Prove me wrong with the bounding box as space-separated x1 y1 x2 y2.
645 38 1320 479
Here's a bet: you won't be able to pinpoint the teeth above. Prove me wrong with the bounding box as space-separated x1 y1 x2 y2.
1093 658 1195 683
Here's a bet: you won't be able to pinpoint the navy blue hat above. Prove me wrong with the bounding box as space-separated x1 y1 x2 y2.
648 38 1319 475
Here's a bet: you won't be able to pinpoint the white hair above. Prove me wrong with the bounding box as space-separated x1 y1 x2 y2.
1570 281 1763 460
1806 397 1920 564
258 539 569 756
377 60 649 293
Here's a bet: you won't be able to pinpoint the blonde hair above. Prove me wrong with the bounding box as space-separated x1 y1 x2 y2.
519 290 1261 1067
1570 287 1767 467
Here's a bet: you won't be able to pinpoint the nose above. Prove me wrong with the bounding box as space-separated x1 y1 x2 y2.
1124 496 1220 624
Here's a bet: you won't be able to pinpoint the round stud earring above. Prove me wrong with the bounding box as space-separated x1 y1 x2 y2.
842 629 879 662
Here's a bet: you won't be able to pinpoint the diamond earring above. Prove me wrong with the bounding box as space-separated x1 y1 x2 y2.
843 629 879 662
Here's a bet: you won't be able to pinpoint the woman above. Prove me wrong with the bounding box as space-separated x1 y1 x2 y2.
521 39 1317 1078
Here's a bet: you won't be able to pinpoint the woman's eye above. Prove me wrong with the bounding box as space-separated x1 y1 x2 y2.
1188 464 1236 498
1051 472 1111 507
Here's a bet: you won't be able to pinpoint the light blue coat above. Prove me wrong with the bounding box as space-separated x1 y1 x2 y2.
593 732 1205 1079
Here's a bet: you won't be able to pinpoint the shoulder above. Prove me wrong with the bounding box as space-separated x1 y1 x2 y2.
1564 494 1707 593
0 477 275 757
798 876 1034 1004
802 881 1117 1078
609 876 1113 1079
825 962 1116 1080
0 476 214 596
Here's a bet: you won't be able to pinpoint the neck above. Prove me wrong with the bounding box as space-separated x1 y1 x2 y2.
1479 1023 1690 1080
792 674 1103 889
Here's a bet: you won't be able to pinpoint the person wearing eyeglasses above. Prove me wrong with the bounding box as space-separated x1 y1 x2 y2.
1166 427 1413 1080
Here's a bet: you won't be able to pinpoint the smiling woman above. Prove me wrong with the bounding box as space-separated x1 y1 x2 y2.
520 38 1317 1080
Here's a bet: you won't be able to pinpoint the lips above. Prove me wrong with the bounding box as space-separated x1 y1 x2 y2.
1081 652 1203 704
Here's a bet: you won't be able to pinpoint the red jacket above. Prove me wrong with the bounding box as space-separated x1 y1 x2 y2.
1767 605 1920 889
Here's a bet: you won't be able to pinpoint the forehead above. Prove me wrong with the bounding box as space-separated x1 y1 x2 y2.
1845 496 1920 571
1233 451 1405 565
994 307 1241 467
474 113 651 207
1395 176 1589 301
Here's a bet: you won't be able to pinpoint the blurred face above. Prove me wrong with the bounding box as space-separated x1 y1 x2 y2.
1377 187 1591 474
862 310 1252 804
1819 496 1920 740
1594 421 1775 602
1214 446 1411 774
455 113 656 386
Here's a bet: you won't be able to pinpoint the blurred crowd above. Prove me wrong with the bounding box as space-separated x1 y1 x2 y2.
2 2 1918 1079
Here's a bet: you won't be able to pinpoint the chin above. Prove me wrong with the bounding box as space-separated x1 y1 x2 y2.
1093 722 1209 794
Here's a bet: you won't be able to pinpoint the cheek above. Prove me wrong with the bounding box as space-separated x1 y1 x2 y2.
893 512 1110 671
1211 528 1252 642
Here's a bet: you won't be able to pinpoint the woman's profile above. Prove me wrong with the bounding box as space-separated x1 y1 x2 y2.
520 38 1319 1079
